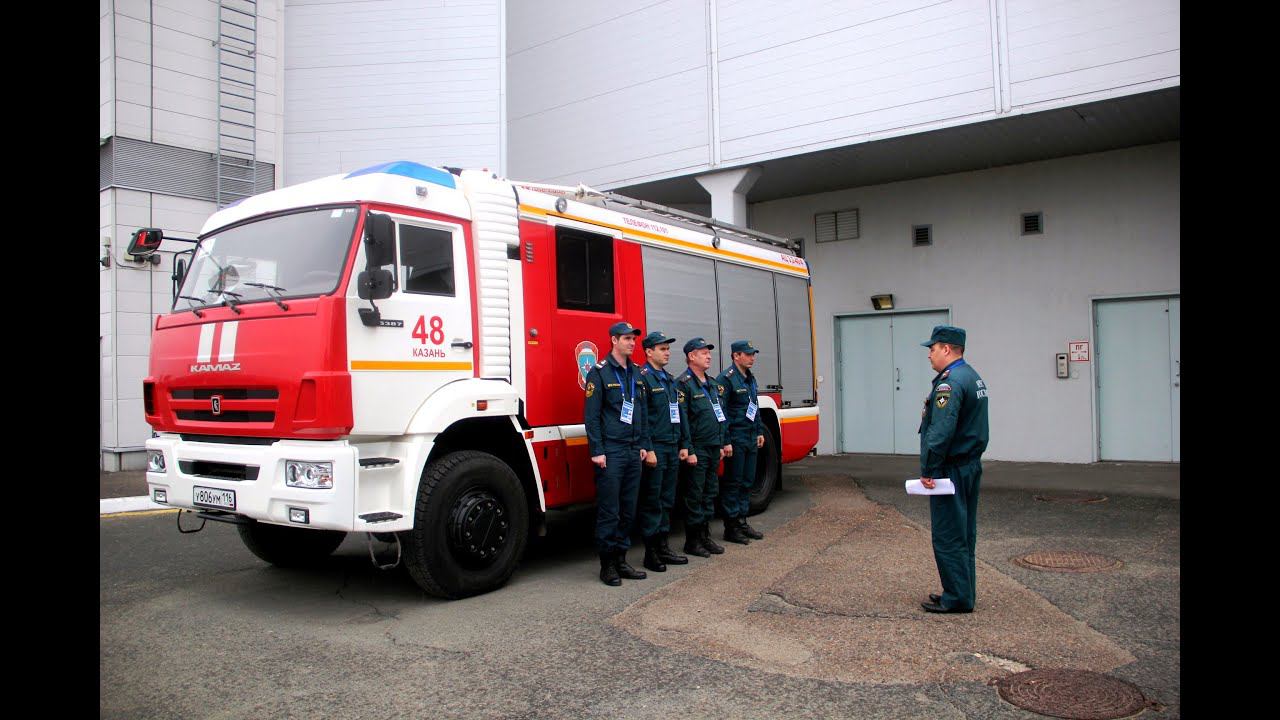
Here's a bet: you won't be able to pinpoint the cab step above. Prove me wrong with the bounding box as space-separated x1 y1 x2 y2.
358 511 403 523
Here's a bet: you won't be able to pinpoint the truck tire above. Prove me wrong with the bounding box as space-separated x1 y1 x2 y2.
236 520 347 567
402 450 529 599
747 425 781 515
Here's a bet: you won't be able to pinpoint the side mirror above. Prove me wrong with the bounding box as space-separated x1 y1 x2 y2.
129 228 163 258
364 213 395 267
357 269 394 301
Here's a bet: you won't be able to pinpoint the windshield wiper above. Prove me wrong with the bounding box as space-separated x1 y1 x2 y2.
176 296 207 318
219 289 244 315
243 282 290 311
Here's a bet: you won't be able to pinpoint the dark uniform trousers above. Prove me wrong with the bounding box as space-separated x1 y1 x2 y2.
722 442 756 519
595 441 643 554
683 444 721 526
638 442 681 537
928 457 982 611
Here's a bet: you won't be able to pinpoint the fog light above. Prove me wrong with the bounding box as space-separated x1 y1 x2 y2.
153 489 167 503
285 461 333 489
288 507 310 524
147 451 166 472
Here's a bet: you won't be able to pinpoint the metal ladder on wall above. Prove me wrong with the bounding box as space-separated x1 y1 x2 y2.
216 0 258 208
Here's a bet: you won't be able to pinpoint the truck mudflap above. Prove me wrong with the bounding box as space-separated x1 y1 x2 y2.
145 434 359 531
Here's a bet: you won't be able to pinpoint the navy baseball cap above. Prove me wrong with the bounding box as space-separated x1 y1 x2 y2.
641 330 676 349
683 337 714 354
730 339 759 355
921 325 966 347
608 321 641 337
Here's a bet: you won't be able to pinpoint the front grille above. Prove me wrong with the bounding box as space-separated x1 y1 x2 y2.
181 434 279 445
169 385 280 427
177 410 275 422
172 388 278 400
178 460 260 481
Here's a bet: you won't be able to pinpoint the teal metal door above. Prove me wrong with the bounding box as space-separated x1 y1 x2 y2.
837 311 947 454
837 316 894 453
892 312 948 452
1097 297 1180 461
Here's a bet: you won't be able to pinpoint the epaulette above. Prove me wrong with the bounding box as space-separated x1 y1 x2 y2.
595 361 606 369
726 367 736 376
640 366 650 375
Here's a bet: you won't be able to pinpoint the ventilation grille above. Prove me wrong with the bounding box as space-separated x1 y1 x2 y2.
913 225 932 247
815 208 859 243
1022 212 1044 235
101 136 274 201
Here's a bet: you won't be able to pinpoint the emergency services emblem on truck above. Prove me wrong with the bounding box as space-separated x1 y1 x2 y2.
575 341 598 390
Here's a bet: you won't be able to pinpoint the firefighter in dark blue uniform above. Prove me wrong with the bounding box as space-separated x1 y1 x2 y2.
717 340 767 545
636 331 692 572
674 337 732 558
918 325 989 613
583 321 651 586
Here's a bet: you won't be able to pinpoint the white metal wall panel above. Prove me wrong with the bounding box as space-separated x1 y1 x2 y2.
639 246 719 380
718 0 994 162
283 0 502 185
505 0 710 187
1006 0 1179 107
751 141 1180 463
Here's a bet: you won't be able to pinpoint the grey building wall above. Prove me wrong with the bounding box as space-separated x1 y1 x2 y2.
506 0 1179 189
283 0 504 184
749 141 1180 464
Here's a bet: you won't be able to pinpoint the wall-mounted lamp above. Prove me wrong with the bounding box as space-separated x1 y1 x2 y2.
871 294 894 310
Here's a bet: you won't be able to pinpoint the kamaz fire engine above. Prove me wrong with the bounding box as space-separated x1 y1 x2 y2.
141 161 819 598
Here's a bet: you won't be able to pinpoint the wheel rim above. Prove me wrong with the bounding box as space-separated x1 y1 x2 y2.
446 487 510 568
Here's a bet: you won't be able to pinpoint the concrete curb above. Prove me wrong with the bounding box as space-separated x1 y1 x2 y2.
101 496 167 515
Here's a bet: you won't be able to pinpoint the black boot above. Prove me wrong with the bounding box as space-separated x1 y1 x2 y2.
700 523 725 554
656 532 688 565
723 517 751 545
739 517 764 540
616 551 648 579
643 537 667 573
684 524 711 557
599 552 621 586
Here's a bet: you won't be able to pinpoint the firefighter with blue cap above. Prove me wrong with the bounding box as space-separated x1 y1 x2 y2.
583 320 652 586
636 330 692 572
918 325 989 614
717 340 767 545
674 337 732 558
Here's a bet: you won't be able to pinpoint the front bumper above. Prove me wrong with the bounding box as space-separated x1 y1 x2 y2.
145 434 358 531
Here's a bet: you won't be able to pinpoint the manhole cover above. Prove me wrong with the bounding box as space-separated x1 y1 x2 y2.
1012 551 1122 573
995 668 1150 719
1035 492 1108 503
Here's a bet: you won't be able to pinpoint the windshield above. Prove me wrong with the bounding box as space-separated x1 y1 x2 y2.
177 206 360 311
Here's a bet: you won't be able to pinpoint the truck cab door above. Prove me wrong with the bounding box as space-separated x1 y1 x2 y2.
346 213 475 436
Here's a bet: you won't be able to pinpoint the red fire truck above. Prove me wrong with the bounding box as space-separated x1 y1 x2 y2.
140 161 819 598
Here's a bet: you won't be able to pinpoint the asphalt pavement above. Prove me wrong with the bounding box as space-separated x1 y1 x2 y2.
100 454 1180 719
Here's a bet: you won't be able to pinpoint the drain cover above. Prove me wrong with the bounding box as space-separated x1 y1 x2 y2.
1035 492 1107 503
995 668 1150 719
1012 551 1122 573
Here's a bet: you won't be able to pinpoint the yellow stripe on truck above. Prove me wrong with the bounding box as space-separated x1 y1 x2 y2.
350 360 474 371
519 204 808 277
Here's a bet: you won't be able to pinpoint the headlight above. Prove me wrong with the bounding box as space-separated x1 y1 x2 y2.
147 451 166 472
285 461 333 489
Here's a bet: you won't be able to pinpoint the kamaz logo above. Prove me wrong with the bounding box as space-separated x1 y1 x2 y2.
190 362 242 373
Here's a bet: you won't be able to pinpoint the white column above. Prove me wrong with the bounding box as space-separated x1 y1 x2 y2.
694 166 762 226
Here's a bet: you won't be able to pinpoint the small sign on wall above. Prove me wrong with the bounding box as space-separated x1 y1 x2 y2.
1069 341 1090 362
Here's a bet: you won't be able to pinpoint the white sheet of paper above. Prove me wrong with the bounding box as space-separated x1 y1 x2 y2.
904 478 955 495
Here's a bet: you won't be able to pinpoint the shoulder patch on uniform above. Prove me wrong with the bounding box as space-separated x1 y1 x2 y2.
585 381 595 398
936 383 952 392
677 389 686 402
718 385 726 396
936 395 948 408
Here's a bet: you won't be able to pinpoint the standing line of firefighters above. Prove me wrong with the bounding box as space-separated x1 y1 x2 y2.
583 321 767 587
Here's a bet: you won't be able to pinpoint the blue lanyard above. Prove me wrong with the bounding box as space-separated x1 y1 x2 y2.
611 364 635 402
694 374 718 404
